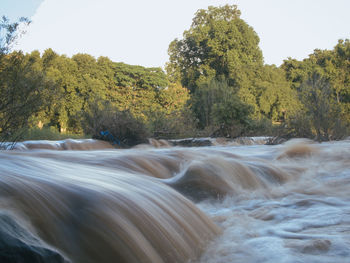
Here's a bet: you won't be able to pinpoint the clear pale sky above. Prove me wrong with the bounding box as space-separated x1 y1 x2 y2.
1 0 350 67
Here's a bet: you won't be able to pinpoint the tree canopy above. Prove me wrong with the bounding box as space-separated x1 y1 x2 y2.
1 6 350 143
166 4 263 92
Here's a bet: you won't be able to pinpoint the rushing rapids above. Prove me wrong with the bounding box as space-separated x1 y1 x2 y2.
1 138 350 262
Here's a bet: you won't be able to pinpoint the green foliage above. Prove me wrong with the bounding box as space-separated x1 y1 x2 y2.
156 83 190 114
191 78 253 137
281 73 348 141
281 39 350 140
211 96 252 127
148 108 198 139
254 65 300 121
245 118 274 136
21 127 87 141
285 110 314 139
114 62 168 90
0 17 49 144
1 39 188 143
211 97 253 138
299 73 344 140
17 49 175 135
82 100 150 146
2 8 350 143
166 4 300 137
0 51 55 143
166 4 263 93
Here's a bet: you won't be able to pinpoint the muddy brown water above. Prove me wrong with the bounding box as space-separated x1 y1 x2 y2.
1 138 350 262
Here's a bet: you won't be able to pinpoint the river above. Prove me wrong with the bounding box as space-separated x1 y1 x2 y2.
0 138 349 262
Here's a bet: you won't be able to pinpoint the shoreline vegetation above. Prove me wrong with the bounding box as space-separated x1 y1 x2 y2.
1 5 350 146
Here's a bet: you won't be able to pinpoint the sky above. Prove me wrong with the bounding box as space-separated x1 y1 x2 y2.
0 0 42 20
1 0 350 68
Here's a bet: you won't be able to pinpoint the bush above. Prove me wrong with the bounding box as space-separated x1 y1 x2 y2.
283 74 349 141
148 109 198 139
245 118 274 136
82 101 150 147
285 111 314 139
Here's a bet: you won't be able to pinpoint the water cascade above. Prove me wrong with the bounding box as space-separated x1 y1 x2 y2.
1 138 350 262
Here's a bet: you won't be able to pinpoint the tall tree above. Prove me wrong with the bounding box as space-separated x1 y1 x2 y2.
166 5 263 93
166 5 271 130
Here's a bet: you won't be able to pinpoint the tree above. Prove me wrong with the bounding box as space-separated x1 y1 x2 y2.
40 49 82 133
166 5 263 93
166 5 271 131
299 73 343 140
191 78 252 137
211 95 253 137
109 62 169 121
148 83 195 138
255 65 300 122
281 39 350 139
0 17 53 145
0 51 55 145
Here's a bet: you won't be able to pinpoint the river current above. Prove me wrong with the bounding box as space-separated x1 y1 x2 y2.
0 138 349 262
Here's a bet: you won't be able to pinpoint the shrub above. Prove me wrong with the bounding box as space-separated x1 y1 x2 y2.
148 109 198 139
82 101 150 147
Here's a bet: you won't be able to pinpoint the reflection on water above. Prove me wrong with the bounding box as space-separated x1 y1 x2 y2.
1 138 350 262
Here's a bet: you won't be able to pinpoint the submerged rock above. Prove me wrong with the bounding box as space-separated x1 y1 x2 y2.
0 212 68 263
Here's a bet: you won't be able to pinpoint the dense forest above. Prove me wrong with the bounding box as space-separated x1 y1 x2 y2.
1 5 350 146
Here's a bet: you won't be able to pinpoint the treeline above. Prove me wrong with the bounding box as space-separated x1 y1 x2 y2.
1 6 350 145
281 41 350 140
166 5 350 141
0 49 194 144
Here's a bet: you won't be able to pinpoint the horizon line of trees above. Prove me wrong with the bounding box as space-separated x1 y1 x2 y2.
1 6 350 146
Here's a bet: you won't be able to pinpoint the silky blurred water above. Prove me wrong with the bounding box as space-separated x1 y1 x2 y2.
1 138 350 262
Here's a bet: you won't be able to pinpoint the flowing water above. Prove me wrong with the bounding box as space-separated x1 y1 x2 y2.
1 138 350 262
